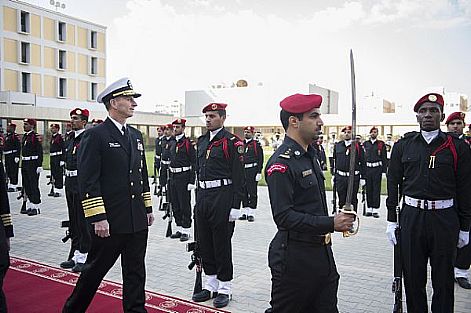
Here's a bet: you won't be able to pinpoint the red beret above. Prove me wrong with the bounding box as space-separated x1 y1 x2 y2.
280 93 322 114
414 93 444 112
50 123 60 129
202 103 228 113
244 126 255 132
8 123 16 129
70 108 90 118
370 126 378 133
172 118 186 126
23 118 36 126
445 112 465 125
91 119 103 124
342 125 352 132
164 123 174 129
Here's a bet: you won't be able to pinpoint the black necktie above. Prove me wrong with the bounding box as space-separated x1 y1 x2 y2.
122 126 131 150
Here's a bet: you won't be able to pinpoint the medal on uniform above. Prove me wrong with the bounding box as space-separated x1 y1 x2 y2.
176 146 179 153
346 149 349 156
429 155 436 169
206 149 211 159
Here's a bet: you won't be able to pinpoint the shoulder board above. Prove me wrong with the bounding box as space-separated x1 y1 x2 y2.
403 131 418 138
279 148 292 159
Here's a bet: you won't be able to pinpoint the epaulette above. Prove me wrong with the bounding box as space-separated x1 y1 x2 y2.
403 131 418 138
279 148 292 159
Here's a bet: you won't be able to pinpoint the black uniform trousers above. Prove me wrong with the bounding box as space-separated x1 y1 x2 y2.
65 189 91 256
242 167 258 209
21 162 40 204
365 166 382 209
455 232 471 271
335 174 360 211
169 171 192 229
4 156 19 185
63 229 148 313
268 233 339 313
195 185 235 282
159 164 169 191
50 156 63 189
400 204 459 313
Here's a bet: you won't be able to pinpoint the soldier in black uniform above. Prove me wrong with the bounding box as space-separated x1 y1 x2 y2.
64 122 74 142
159 124 176 200
265 93 353 313
386 93 471 312
312 135 327 171
191 102 244 309
330 125 366 212
168 118 196 241
0 162 14 312
445 111 471 289
49 123 65 197
21 118 43 216
239 126 263 222
63 78 154 313
3 123 21 192
91 118 104 127
154 126 164 195
363 126 387 218
60 108 92 273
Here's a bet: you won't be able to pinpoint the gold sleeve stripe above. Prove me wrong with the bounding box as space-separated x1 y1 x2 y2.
0 214 11 217
82 200 105 210
82 196 104 205
84 206 106 218
1 217 12 223
143 196 152 201
3 221 12 226
144 199 152 207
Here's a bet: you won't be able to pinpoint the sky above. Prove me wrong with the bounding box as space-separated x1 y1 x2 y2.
25 0 471 113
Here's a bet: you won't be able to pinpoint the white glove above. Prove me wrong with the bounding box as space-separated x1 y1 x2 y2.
255 173 262 182
60 161 65 167
187 183 196 191
36 167 43 174
360 179 366 187
386 222 398 246
457 231 470 248
229 208 241 222
14 157 20 163
331 177 335 187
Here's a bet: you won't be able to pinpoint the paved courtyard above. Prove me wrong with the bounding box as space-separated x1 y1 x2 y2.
6 171 471 312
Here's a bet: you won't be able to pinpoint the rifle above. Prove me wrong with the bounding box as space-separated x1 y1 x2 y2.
61 220 71 243
188 174 202 296
362 184 366 216
18 187 27 213
392 194 403 313
47 174 55 196
162 167 173 237
332 174 337 215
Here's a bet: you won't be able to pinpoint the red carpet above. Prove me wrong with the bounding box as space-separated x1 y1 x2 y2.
5 257 229 313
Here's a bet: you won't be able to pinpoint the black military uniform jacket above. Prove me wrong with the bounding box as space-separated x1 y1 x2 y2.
265 136 333 234
363 139 387 172
386 131 471 230
161 137 176 163
196 128 245 209
4 131 21 158
21 131 43 168
77 118 152 234
331 140 366 177
244 139 264 174
155 136 163 159
170 134 196 183
50 133 65 161
64 130 84 193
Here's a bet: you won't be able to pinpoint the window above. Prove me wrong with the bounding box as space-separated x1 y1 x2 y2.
90 82 98 101
58 78 67 98
89 30 97 49
21 72 31 93
58 50 67 70
90 57 97 75
19 11 30 33
58 22 67 42
20 42 30 64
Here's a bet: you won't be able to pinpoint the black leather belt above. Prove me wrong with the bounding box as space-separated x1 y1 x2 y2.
287 231 331 245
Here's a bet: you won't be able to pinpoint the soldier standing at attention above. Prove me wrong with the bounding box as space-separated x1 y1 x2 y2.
363 126 387 218
445 111 471 289
154 126 164 194
239 126 264 222
63 78 154 313
159 124 176 198
168 118 196 241
265 93 353 313
191 102 244 309
49 123 65 197
21 118 43 216
3 123 21 192
386 93 471 312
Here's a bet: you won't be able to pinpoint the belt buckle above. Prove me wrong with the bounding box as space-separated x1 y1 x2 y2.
324 233 331 245
424 201 428 210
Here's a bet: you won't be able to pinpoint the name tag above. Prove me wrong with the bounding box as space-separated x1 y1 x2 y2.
302 169 312 177
109 142 121 148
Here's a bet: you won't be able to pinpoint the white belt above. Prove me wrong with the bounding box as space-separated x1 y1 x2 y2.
336 170 360 177
22 156 39 161
366 161 382 168
244 162 258 169
65 170 78 177
404 196 454 210
170 166 191 173
161 160 171 165
50 151 63 156
199 179 232 189
3 150 18 155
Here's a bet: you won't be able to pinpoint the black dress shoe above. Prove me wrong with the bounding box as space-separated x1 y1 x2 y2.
180 233 189 242
16 186 22 191
7 188 15 192
456 277 471 289
28 208 40 216
48 191 55 197
373 213 380 218
20 206 28 214
192 289 217 302
213 293 230 308
170 231 182 239
238 214 247 220
54 192 61 197
247 216 255 222
265 308 273 313
365 212 373 217
72 263 88 273
60 259 75 269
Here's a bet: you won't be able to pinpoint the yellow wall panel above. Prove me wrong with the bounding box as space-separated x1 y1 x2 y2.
98 58 105 77
97 32 106 52
67 52 76 72
44 47 55 69
43 17 55 41
4 38 17 63
77 54 87 74
4 69 18 91
66 24 75 45
32 73 41 95
78 80 88 101
3 7 16 32
67 79 76 99
43 75 56 97
31 43 41 66
31 14 41 37
77 27 87 48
